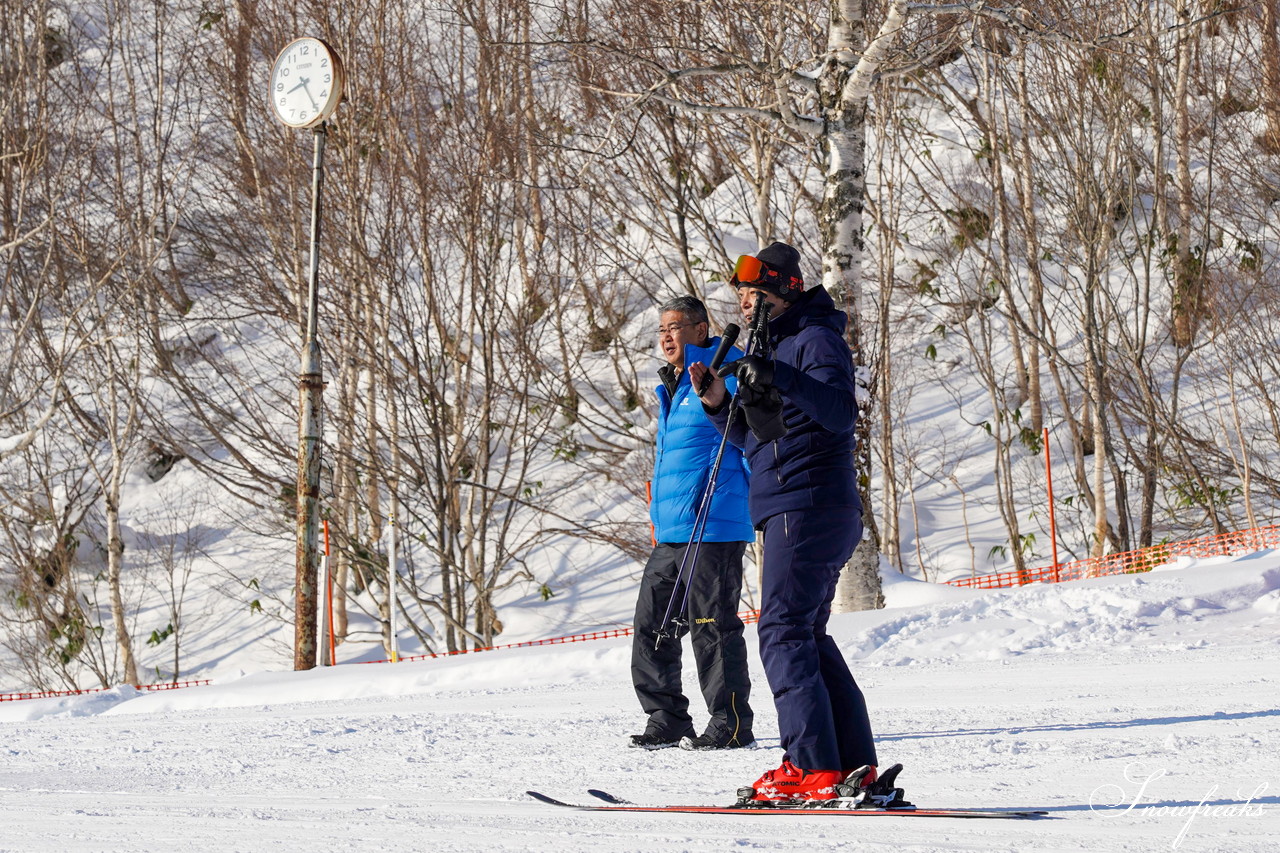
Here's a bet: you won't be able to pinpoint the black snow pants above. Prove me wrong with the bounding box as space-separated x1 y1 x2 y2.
631 540 754 742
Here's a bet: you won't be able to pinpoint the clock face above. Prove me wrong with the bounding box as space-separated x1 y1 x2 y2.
269 38 343 128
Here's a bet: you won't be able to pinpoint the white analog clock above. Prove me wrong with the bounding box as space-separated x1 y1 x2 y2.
269 37 344 128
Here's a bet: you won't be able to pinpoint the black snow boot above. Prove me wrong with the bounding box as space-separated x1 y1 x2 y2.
628 732 685 750
678 729 756 751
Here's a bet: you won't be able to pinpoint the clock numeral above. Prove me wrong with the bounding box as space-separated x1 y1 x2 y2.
276 82 284 92
301 45 310 55
319 90 328 99
299 112 308 121
279 97 285 105
323 74 331 83
320 58 329 67
280 67 290 77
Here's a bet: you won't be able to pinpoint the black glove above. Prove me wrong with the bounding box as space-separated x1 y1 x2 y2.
723 356 787 441
743 393 788 441
737 380 775 409
722 355 774 394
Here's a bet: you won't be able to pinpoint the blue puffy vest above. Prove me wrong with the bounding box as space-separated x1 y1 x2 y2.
650 338 754 543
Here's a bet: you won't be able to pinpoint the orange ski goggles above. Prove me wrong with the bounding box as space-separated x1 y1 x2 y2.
730 255 804 297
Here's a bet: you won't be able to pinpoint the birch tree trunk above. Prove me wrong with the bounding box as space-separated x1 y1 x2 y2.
105 454 139 686
331 344 357 645
104 347 140 686
825 0 908 612
1170 2 1201 347
1083 100 1129 559
1262 0 1280 152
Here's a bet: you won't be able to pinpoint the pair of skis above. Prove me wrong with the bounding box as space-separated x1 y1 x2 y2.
527 788 1047 819
529 765 1048 821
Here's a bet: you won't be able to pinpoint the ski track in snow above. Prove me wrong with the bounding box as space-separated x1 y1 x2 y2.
2 557 1279 852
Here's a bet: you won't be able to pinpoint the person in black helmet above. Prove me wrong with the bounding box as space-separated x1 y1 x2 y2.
689 241 881 804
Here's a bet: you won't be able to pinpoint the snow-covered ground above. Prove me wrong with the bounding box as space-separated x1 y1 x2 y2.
2 554 1277 852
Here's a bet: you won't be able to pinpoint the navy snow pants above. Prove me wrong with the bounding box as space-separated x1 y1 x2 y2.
758 507 877 772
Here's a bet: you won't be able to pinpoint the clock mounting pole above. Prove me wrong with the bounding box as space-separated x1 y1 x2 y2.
294 119 327 671
268 37 344 671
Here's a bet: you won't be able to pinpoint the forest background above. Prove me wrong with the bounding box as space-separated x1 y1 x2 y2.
3 0 1280 692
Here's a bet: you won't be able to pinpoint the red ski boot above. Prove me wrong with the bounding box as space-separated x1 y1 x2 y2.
737 760 846 803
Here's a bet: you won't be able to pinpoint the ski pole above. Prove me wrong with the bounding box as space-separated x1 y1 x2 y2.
654 296 771 648
663 295 773 637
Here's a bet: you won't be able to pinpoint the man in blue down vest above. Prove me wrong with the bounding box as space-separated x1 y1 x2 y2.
689 242 880 803
629 295 756 752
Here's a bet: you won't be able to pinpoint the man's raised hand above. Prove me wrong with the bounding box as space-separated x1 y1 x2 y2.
688 362 726 409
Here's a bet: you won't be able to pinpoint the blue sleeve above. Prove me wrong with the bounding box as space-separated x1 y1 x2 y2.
771 329 857 432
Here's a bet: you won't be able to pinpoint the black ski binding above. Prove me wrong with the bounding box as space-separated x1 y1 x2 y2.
836 763 912 809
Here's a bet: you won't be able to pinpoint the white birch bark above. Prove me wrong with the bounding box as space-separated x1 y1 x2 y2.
822 1 910 612
104 347 140 686
1170 2 1199 347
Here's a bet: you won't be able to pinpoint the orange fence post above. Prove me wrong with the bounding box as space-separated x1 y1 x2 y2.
324 520 336 666
646 480 656 546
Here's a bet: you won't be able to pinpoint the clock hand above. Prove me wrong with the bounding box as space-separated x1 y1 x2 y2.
298 77 320 112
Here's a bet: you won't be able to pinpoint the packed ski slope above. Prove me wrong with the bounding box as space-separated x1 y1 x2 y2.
1 554 1277 853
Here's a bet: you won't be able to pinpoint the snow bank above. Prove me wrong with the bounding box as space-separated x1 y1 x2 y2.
3 551 1279 853
848 553 1280 667
5 551 1277 724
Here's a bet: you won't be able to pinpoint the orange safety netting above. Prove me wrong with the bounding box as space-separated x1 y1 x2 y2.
946 524 1280 590
0 679 212 703
361 608 764 665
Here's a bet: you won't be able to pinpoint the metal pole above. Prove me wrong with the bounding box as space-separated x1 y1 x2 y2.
294 122 327 671
388 496 400 663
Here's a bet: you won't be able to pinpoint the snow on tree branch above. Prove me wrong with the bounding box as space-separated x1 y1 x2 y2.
0 216 52 256
841 0 910 109
0 399 58 461
591 65 824 138
907 1 1251 48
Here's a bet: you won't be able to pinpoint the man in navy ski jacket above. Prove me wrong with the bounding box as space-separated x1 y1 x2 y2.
689 242 880 803
629 296 756 752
